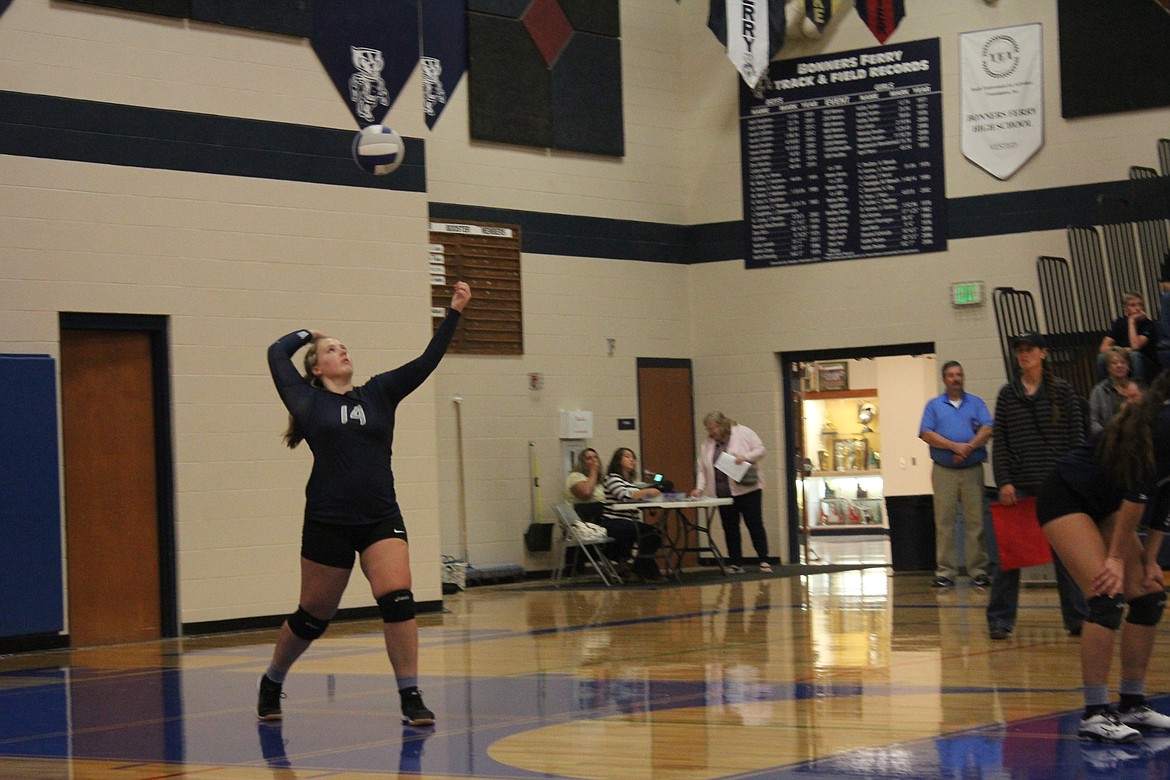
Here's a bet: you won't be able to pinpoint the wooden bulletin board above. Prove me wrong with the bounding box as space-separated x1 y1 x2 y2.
428 220 523 355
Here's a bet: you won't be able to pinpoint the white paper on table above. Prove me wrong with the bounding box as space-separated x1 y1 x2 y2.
714 451 750 481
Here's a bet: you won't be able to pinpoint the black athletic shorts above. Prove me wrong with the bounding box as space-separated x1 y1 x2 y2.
1036 470 1110 527
301 517 408 568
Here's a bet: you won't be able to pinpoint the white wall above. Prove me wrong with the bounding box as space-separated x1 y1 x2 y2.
878 354 937 497
1 0 1167 629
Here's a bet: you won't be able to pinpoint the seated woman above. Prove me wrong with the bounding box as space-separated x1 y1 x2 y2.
564 447 605 524
601 448 664 581
1089 347 1141 435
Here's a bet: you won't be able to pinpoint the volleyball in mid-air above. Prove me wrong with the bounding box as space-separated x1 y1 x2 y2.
351 124 404 175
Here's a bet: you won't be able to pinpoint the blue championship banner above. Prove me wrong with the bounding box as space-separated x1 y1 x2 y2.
421 0 467 130
740 37 946 268
311 0 420 127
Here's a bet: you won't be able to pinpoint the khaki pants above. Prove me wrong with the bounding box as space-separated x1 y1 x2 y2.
931 462 989 580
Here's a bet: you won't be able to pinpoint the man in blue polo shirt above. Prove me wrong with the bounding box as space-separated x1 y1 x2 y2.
919 360 994 588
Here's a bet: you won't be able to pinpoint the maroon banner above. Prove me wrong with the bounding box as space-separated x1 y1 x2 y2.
855 0 905 44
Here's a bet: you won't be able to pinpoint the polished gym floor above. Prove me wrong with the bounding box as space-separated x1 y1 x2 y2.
2 538 1169 779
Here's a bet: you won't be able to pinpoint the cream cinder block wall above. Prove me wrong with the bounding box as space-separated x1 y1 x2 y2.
3 0 1170 631
0 0 450 625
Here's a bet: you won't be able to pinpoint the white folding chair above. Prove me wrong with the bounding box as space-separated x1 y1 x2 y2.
552 503 623 586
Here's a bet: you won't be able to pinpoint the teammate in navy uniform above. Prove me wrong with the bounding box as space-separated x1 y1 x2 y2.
1040 371 1170 743
257 281 471 726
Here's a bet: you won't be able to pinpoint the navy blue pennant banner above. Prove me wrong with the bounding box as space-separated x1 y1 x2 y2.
855 0 905 44
805 0 831 33
420 0 467 130
311 0 420 128
0 0 13 19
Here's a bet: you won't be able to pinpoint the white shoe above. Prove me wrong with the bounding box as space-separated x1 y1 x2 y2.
1119 704 1170 731
759 561 772 572
726 565 745 574
1079 710 1143 743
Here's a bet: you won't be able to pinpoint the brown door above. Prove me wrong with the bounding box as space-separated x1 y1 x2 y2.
637 362 695 492
60 329 161 645
637 360 696 562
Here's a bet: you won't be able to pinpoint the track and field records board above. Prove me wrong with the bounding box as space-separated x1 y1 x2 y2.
741 38 946 268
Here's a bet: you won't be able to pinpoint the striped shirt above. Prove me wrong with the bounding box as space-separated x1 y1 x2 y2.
602 472 643 523
992 375 1085 492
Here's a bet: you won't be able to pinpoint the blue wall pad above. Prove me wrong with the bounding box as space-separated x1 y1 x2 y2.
0 354 64 638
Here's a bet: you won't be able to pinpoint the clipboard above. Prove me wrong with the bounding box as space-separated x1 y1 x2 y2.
991 497 1052 571
714 451 750 482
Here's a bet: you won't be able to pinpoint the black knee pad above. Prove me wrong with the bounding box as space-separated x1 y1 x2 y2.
1085 594 1126 630
287 605 330 640
377 589 416 623
1126 592 1167 626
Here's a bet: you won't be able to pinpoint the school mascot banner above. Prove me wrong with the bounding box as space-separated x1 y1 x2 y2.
311 0 420 127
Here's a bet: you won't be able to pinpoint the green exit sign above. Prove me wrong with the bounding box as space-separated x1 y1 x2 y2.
951 281 984 306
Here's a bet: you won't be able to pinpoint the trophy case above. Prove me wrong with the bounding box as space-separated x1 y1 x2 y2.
799 371 886 532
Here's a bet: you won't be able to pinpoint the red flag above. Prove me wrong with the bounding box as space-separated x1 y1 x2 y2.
855 0 905 44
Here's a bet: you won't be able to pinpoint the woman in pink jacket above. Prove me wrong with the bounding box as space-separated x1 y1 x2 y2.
689 411 770 573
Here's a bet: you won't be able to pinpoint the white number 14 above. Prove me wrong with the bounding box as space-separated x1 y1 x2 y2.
341 405 367 426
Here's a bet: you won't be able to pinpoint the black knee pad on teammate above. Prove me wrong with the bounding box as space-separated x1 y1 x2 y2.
377 589 416 623
1126 592 1167 626
287 605 330 640
1085 594 1126 630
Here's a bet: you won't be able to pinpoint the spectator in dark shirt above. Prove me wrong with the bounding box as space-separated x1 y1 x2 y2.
1099 291 1160 382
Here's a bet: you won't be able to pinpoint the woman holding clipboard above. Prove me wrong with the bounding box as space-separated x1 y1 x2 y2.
987 331 1087 640
690 411 770 574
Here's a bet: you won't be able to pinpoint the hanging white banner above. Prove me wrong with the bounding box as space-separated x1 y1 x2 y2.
959 23 1043 180
725 1 771 90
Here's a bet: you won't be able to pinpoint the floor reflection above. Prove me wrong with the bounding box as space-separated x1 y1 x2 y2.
2 550 1170 779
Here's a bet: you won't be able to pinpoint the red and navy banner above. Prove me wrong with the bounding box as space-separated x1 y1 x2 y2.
805 0 831 33
421 0 467 130
707 1 788 89
855 0 904 44
311 0 419 127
